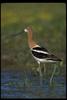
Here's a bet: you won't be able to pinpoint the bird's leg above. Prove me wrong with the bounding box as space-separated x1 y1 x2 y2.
38 61 43 86
23 70 28 91
43 63 46 76
50 64 57 85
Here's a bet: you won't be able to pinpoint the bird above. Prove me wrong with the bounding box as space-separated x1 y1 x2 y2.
24 26 62 85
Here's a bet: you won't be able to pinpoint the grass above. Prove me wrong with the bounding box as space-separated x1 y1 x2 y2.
1 3 66 76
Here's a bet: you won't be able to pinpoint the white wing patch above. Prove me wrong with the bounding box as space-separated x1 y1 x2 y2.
32 55 56 63
31 49 49 54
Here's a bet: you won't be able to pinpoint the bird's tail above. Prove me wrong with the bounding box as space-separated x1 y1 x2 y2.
47 54 63 66
47 54 62 62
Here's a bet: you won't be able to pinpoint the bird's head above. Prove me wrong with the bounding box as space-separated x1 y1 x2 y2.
24 26 32 33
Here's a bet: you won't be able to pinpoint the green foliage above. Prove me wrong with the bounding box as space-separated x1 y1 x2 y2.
1 3 66 75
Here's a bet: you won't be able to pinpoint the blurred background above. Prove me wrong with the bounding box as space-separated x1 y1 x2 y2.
1 3 66 75
1 3 66 98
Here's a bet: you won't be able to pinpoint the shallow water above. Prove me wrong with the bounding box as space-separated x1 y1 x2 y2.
1 70 66 98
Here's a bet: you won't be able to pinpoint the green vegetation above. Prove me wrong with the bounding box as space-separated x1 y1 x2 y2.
1 3 66 76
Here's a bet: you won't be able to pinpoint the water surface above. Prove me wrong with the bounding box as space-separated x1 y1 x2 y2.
1 70 66 98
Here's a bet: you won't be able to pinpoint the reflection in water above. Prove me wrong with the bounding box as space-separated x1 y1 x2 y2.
1 70 66 98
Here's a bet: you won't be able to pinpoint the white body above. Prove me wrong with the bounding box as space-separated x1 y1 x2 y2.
32 55 57 63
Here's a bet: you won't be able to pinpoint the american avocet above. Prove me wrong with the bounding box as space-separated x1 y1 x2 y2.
24 26 62 85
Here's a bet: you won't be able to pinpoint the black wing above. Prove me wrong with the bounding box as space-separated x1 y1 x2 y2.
31 46 61 61
32 46 48 52
31 46 49 59
32 50 48 59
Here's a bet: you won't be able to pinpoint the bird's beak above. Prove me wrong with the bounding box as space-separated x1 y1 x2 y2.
11 28 28 38
11 30 23 37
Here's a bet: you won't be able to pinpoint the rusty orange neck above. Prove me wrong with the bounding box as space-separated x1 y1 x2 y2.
27 29 38 48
